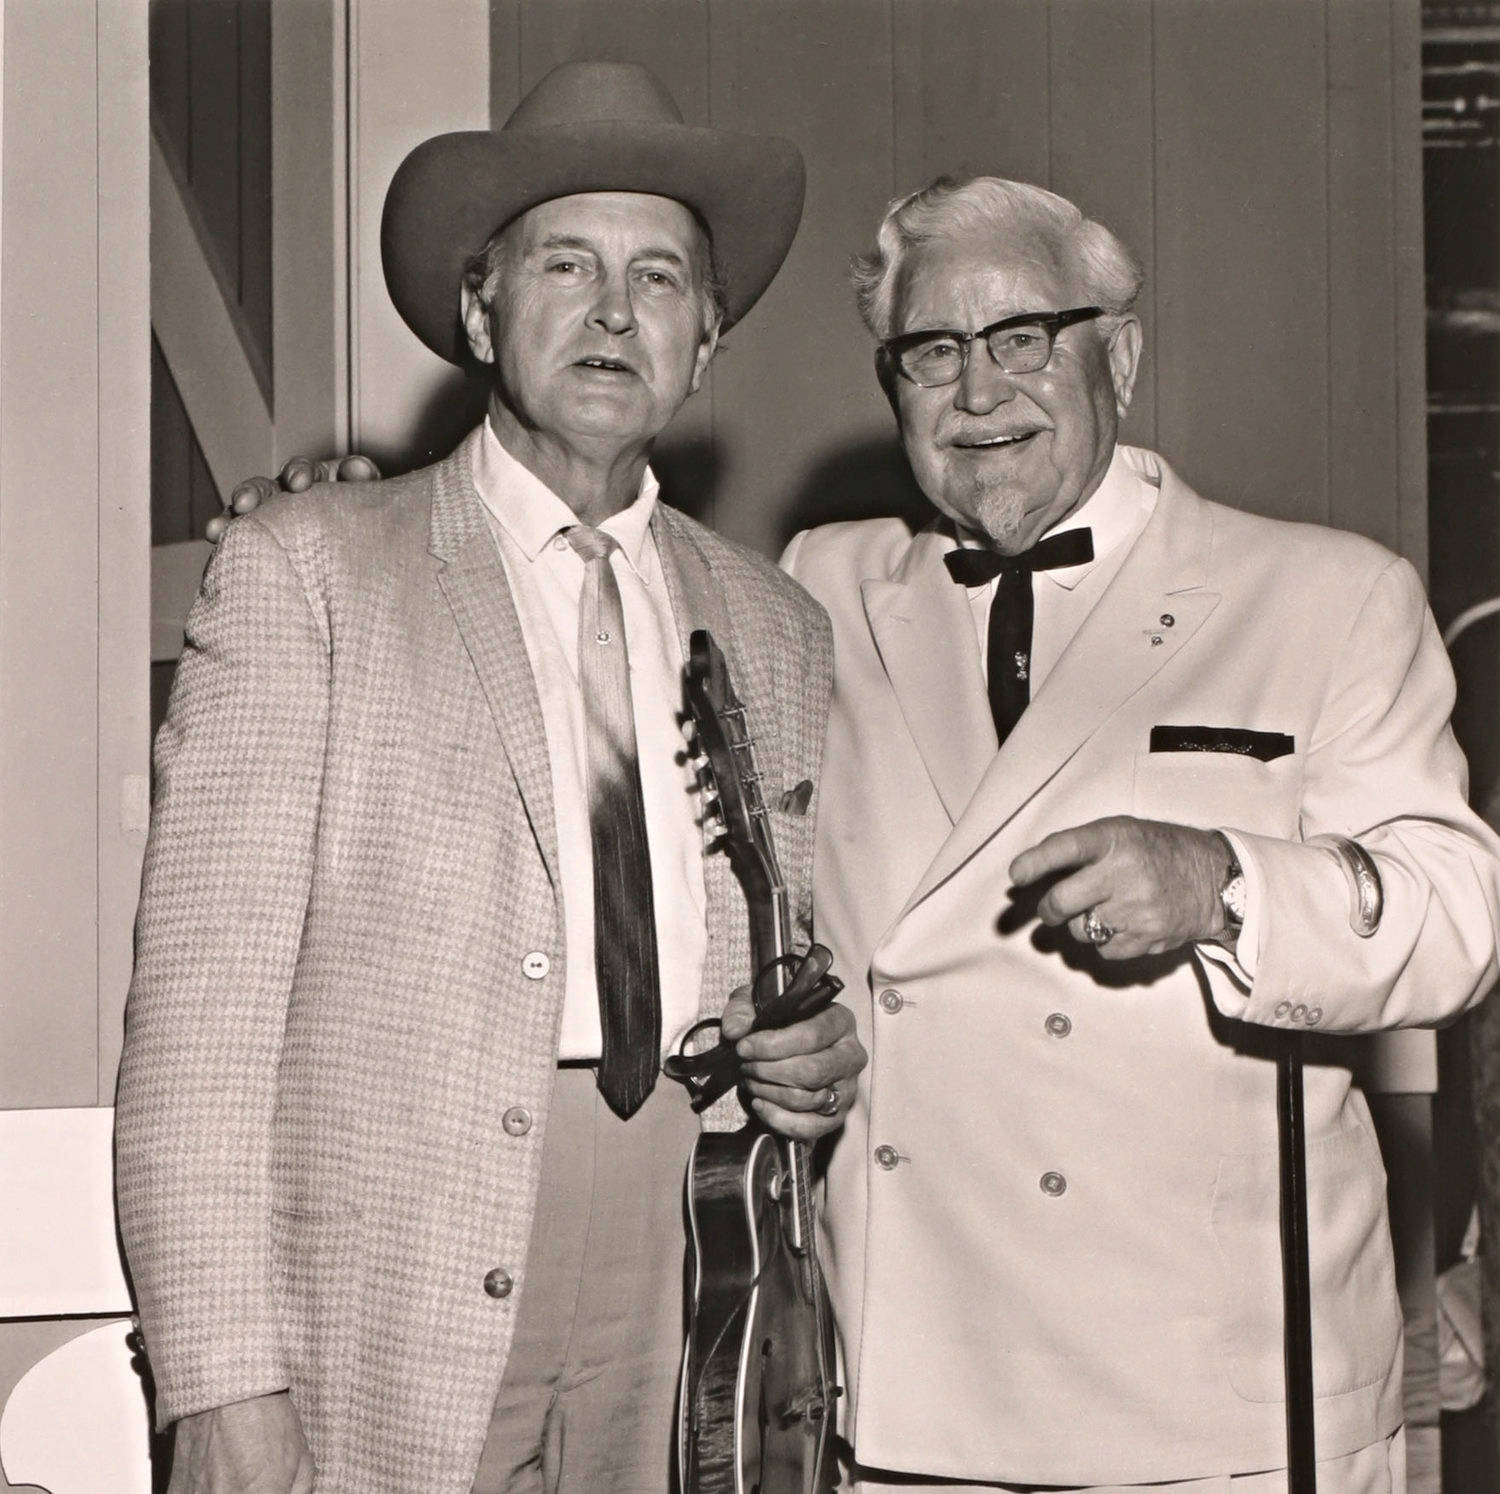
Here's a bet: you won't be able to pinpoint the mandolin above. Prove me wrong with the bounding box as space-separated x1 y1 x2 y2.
669 628 841 1494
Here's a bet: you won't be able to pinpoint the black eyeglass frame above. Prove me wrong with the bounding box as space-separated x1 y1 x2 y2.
881 305 1105 387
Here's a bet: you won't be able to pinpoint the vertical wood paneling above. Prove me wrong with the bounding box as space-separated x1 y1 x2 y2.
151 337 193 546
891 4 926 196
1154 0 1330 522
0 2 102 1104
95 0 152 1098
1326 0 1402 553
186 0 241 290
151 337 222 546
150 0 274 392
149 0 190 172
268 0 347 456
708 0 897 554
898 0 1051 189
1390 0 1428 579
347 0 489 468
238 0 272 370
1049 0 1157 450
517 0 709 116
490 0 523 121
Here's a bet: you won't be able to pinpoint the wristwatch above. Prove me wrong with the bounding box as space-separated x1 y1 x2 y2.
1215 832 1246 935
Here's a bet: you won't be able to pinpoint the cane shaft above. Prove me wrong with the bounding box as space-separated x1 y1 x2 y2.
1278 1043 1317 1491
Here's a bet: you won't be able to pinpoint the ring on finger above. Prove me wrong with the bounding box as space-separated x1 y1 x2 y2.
1081 907 1115 946
817 1084 841 1117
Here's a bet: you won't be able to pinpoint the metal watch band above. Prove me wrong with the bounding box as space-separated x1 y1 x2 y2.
1311 833 1383 937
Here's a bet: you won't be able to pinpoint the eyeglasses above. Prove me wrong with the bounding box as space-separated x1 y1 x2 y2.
882 306 1103 388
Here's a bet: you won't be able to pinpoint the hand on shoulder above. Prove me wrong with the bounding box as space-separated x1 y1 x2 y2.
206 455 380 543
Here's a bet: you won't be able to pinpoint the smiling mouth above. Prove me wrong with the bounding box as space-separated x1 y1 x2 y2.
954 430 1040 451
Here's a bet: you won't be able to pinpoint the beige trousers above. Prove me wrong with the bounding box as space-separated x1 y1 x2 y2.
849 1426 1405 1494
469 1066 699 1494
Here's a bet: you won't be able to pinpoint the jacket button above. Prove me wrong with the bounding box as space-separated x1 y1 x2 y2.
874 1145 900 1171
879 988 904 1014
1305 1006 1323 1026
1039 1171 1067 1197
1291 1003 1308 1024
502 1106 532 1137
1274 1000 1292 1019
522 952 550 980
1044 1012 1072 1038
483 1267 514 1299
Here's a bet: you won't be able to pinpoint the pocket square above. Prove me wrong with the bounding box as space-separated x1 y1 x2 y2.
1149 725 1295 762
779 779 814 815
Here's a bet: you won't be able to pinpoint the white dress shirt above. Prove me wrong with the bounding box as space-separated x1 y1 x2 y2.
947 443 1260 980
472 419 708 1061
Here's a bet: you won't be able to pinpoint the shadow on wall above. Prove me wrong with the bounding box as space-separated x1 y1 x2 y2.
654 430 933 558
364 370 493 479
367 375 933 561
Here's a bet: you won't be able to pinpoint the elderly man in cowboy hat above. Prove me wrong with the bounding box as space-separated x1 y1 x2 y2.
115 60 863 1494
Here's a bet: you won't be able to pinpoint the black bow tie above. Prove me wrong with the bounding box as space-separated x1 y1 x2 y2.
942 527 1095 586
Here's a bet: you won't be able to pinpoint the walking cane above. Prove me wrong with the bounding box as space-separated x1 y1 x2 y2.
1278 1036 1316 1492
1277 836 1382 1491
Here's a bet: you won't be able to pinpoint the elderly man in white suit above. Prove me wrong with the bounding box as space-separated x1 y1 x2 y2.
782 176 1500 1493
115 62 865 1494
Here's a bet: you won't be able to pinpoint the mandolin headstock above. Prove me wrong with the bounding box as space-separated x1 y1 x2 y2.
685 629 784 917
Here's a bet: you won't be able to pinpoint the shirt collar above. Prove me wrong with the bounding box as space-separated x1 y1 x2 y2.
1034 443 1156 592
945 443 1155 592
472 416 660 573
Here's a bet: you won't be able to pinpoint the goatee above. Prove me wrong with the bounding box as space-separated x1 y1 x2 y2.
970 479 1027 551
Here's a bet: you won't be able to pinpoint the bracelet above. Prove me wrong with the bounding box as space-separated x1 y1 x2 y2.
1311 834 1383 937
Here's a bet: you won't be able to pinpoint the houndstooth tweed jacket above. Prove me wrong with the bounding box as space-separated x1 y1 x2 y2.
114 428 832 1494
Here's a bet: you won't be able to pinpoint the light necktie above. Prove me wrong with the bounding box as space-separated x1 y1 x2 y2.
566 524 662 1118
943 527 1094 747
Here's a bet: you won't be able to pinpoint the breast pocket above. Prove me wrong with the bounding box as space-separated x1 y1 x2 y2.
1132 749 1303 839
1210 1121 1401 1402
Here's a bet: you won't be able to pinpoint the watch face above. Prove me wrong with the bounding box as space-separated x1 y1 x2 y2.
1223 874 1248 924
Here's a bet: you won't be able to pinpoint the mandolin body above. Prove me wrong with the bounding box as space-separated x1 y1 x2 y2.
680 1127 838 1494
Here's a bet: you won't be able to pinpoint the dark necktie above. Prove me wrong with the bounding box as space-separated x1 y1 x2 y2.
943 527 1094 747
566 525 662 1119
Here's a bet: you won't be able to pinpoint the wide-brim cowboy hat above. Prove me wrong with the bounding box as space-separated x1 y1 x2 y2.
382 60 806 364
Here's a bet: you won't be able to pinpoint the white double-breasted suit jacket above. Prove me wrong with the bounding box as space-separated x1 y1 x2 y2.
783 446 1500 1486
115 429 832 1494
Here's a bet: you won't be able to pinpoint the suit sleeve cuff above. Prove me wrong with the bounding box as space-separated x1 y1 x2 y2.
1196 828 1261 1009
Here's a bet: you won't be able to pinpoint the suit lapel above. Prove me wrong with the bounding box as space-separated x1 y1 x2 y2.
652 508 749 1032
864 525 997 824
902 478 1221 914
652 505 735 684
430 429 561 888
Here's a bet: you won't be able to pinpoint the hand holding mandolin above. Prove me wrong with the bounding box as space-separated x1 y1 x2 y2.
720 985 863 1138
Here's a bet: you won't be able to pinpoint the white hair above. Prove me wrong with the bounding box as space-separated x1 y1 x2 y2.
851 175 1144 340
